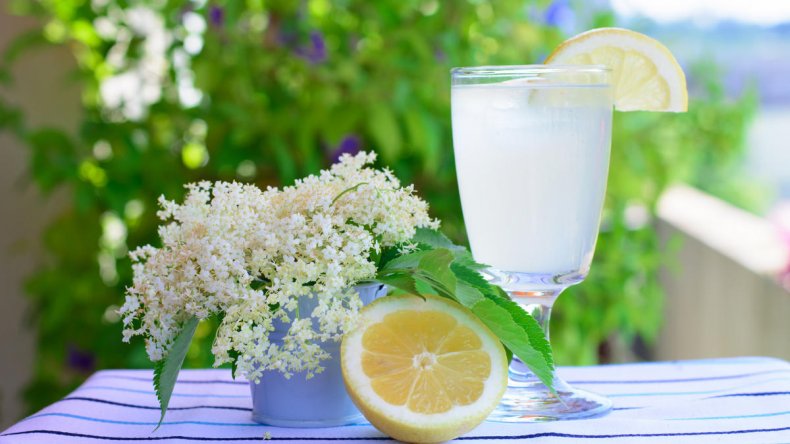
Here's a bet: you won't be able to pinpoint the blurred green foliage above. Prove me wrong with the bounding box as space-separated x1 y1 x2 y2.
0 0 755 412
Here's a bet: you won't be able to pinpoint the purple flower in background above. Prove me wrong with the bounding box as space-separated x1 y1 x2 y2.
434 48 447 63
330 135 361 162
209 5 224 27
296 30 327 64
67 344 95 373
311 31 327 62
276 23 328 65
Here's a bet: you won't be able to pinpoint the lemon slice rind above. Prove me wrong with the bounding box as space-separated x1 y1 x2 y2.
545 27 688 112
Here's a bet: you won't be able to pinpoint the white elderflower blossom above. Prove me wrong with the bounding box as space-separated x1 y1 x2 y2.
120 152 438 381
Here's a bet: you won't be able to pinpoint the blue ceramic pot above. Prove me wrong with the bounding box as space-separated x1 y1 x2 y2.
249 282 387 427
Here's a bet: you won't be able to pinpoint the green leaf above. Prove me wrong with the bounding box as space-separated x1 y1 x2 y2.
412 227 461 251
454 281 485 306
413 274 454 300
380 250 429 272
446 251 555 379
413 277 435 296
452 250 489 271
376 245 401 269
451 280 554 391
153 317 199 429
470 299 555 392
412 228 488 270
376 272 419 296
417 248 456 293
377 248 460 301
487 287 555 370
451 262 491 293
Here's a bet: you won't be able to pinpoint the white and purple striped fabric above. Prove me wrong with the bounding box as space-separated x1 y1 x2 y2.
2 357 790 443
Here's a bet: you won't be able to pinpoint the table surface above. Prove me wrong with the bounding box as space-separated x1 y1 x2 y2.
2 356 789 443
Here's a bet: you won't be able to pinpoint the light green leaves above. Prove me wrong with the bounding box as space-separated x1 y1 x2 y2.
153 317 199 429
375 229 556 392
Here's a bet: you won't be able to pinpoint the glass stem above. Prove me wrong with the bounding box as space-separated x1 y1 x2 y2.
522 300 554 342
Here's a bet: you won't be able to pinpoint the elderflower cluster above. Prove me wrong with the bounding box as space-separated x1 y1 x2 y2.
119 152 438 381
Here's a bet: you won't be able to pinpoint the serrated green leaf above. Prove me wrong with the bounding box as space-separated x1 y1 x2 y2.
451 262 491 292
487 287 554 370
470 299 555 392
453 251 489 270
153 316 199 429
447 253 554 379
412 227 462 251
451 280 554 391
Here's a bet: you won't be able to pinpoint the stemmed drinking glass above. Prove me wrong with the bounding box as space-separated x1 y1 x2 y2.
451 65 613 421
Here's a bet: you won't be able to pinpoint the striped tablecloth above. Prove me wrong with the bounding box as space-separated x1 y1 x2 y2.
2 357 789 443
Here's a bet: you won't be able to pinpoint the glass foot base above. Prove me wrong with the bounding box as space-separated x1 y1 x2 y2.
488 379 612 422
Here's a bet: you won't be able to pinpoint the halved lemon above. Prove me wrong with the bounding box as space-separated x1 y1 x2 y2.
545 27 688 112
341 294 508 444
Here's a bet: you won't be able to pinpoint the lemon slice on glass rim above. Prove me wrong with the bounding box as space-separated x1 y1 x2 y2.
341 294 508 444
545 27 688 112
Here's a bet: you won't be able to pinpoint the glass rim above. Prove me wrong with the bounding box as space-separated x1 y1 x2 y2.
451 64 611 79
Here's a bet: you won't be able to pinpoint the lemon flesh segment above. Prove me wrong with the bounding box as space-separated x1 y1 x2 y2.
342 294 508 444
545 27 688 112
361 310 489 415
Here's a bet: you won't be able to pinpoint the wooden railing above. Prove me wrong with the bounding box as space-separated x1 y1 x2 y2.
655 185 790 361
